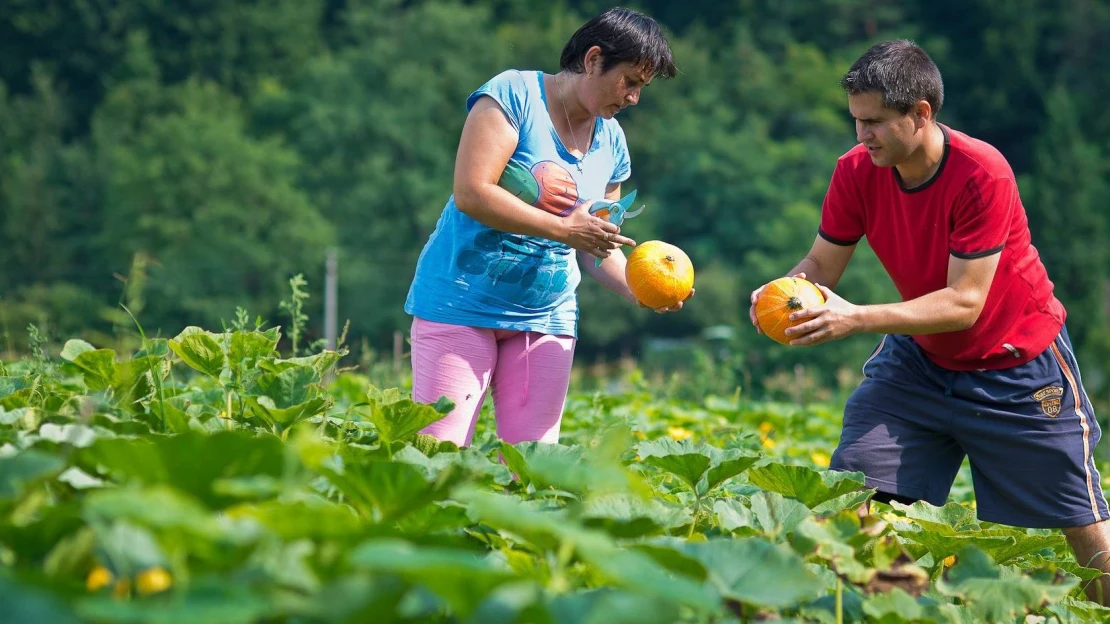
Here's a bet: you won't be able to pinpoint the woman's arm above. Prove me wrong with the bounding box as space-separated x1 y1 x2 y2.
577 183 639 303
577 184 692 312
453 97 632 259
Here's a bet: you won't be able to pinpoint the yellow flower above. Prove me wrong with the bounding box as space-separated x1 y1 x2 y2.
943 555 957 568
136 567 173 596
810 451 830 467
759 421 774 435
668 426 692 441
761 436 776 449
86 566 114 592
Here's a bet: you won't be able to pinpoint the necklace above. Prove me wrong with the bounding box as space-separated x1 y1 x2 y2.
556 73 585 173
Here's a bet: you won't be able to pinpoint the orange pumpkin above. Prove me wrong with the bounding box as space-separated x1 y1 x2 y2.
625 241 695 309
755 277 826 344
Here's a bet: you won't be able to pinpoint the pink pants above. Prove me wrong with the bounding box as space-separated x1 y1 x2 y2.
409 317 576 447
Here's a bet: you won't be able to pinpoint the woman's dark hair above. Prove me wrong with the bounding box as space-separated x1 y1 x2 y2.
560 7 677 79
840 39 944 116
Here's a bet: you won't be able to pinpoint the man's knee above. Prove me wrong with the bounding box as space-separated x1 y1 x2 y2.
1061 518 1110 540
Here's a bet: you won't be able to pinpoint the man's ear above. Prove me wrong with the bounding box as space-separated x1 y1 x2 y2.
914 99 933 129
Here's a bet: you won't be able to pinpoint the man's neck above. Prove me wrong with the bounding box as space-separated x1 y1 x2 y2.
895 123 946 189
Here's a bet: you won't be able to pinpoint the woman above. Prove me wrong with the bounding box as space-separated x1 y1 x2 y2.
403 7 688 447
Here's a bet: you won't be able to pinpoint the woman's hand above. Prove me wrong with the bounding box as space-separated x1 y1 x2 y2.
561 200 636 259
639 288 695 313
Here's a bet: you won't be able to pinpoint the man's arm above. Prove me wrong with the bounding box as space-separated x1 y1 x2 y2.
785 235 858 290
785 251 1001 345
852 251 1001 334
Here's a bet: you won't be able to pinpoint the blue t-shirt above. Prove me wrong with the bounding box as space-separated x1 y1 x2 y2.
404 69 632 337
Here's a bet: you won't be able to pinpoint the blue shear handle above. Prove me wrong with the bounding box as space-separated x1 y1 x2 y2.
589 189 644 266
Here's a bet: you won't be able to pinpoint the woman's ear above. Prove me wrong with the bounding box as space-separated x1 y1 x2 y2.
583 45 603 77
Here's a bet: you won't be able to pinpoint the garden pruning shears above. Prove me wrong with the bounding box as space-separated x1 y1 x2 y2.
588 189 646 266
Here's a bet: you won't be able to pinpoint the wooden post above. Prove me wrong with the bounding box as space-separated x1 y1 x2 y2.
324 248 338 351
393 330 403 373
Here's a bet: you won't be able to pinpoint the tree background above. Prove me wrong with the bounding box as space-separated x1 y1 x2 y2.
2 0 1108 399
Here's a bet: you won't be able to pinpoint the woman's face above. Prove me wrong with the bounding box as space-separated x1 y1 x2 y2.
579 53 653 119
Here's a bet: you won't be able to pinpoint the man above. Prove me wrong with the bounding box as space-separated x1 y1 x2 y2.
749 39 1110 602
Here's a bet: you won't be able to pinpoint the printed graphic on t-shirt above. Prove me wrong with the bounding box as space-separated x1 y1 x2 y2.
498 160 581 216
452 159 576 302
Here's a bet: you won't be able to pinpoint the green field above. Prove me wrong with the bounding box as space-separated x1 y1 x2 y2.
3 321 1110 624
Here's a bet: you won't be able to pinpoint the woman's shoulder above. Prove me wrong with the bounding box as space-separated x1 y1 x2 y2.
482 69 543 92
599 116 628 148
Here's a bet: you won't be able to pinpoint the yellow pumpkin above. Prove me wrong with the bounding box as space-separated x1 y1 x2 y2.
625 241 695 309
755 276 825 344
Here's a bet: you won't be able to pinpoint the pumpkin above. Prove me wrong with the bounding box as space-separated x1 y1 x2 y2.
754 277 826 345
625 241 695 309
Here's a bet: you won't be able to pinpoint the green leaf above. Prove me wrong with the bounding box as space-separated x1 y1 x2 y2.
75 431 285 509
747 490 813 539
145 398 192 433
860 588 925 622
1046 597 1110 624
251 364 318 406
0 377 32 400
936 546 1079 622
636 440 759 493
350 539 517 618
714 499 760 534
811 489 874 516
59 339 96 361
168 327 226 379
703 452 761 491
580 493 692 538
899 528 1065 567
245 396 329 430
281 573 407 623
628 539 709 582
228 331 279 375
679 537 825 608
746 464 868 509
636 439 712 490
0 449 65 500
394 445 512 487
500 441 584 489
61 340 118 392
264 350 343 378
891 500 982 533
545 589 682 624
362 395 453 446
320 458 458 523
789 514 873 583
232 500 362 541
83 486 229 538
0 572 81 624
76 578 271 623
92 522 168 575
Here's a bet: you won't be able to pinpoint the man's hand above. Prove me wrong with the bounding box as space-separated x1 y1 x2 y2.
784 284 862 346
749 272 806 335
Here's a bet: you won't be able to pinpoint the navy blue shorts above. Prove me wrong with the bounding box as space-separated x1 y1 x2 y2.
829 327 1109 528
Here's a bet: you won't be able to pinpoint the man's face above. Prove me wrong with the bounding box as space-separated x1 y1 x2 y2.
848 91 920 167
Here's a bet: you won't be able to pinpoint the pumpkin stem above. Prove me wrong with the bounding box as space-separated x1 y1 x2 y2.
787 296 804 310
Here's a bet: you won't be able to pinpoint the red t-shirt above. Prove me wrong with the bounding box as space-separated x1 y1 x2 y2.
819 124 1065 371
